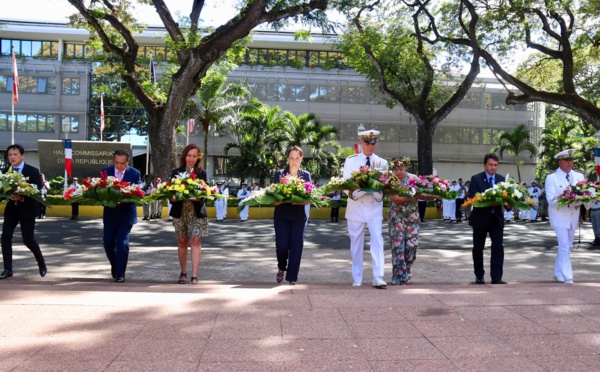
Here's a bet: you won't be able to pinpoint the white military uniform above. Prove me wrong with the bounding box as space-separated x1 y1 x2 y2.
237 186 250 221
545 167 585 283
528 183 541 221
342 152 388 286
447 181 459 221
215 183 229 221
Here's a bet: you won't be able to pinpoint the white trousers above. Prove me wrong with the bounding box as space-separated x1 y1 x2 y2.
553 227 575 281
442 200 449 219
447 200 456 220
239 204 249 220
505 210 512 221
347 219 385 283
529 208 538 221
216 201 227 220
305 204 311 219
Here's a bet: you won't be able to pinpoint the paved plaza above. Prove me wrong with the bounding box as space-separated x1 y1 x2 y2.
1 216 600 371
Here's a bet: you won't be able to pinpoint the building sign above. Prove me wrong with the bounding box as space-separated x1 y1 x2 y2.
37 140 132 179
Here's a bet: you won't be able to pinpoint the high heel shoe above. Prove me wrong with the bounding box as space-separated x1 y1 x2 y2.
178 272 187 284
276 270 284 284
289 281 296 285
191 277 198 284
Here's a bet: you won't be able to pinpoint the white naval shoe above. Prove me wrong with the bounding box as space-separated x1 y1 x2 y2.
352 281 362 287
372 277 387 289
554 276 565 283
564 279 574 284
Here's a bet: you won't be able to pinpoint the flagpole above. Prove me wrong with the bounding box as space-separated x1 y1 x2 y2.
187 120 190 146
11 102 14 145
11 46 19 145
100 95 103 141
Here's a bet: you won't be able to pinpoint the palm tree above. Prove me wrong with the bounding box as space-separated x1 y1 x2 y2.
182 64 250 169
224 102 289 185
282 111 341 179
492 123 537 182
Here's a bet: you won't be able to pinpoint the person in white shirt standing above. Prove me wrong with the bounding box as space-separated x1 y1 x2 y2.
342 129 388 289
545 149 585 284
237 182 250 222
215 181 228 221
528 180 541 222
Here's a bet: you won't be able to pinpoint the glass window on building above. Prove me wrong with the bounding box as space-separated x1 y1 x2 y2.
340 86 367 104
16 114 27 131
62 77 81 95
434 127 459 144
64 43 87 60
398 125 418 142
458 92 481 109
62 115 79 133
213 157 230 176
457 127 481 144
483 128 500 145
0 113 8 131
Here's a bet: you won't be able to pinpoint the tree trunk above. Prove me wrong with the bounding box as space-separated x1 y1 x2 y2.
147 115 177 182
416 121 434 176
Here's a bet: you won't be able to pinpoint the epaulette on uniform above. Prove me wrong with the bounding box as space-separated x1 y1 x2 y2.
346 154 358 158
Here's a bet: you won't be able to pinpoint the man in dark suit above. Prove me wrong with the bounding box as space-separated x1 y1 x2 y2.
101 149 141 283
1 144 47 279
468 153 510 285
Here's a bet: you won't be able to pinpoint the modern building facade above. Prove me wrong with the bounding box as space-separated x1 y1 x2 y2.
0 19 542 182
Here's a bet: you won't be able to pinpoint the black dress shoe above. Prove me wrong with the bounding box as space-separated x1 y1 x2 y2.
115 276 125 283
0 270 13 280
475 277 485 284
39 265 47 277
491 280 507 284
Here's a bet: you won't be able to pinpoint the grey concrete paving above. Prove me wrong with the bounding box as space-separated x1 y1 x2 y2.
1 216 600 371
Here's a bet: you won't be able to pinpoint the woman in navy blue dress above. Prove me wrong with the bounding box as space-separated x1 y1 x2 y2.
273 146 311 285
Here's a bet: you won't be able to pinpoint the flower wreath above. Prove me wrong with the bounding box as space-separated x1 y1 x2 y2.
389 157 411 170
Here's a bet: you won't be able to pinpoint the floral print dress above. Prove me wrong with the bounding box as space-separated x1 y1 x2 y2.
388 173 420 284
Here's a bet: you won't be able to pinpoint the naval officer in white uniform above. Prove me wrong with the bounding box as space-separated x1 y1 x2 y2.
545 149 586 284
342 129 388 288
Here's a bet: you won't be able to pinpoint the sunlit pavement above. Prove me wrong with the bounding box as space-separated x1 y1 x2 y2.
1 217 600 370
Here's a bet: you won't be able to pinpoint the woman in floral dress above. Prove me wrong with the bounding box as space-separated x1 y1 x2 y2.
387 157 435 285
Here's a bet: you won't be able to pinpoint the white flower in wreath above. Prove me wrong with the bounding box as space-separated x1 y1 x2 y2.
513 189 522 199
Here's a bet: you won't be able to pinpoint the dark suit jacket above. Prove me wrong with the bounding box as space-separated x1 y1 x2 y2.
468 171 506 229
168 167 208 219
273 168 312 221
100 165 141 224
3 163 43 219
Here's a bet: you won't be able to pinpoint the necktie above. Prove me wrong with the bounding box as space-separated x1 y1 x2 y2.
488 176 493 186
566 173 570 185
366 156 370 168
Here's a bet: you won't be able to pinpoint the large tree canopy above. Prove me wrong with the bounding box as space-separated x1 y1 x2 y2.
67 0 329 179
439 0 600 128
335 0 481 175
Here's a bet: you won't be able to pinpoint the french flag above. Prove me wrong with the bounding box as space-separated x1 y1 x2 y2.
63 139 73 179
594 148 600 176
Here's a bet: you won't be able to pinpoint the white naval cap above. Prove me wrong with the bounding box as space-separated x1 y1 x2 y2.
358 130 380 144
554 149 575 160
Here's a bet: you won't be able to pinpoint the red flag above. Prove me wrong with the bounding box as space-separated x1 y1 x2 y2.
11 47 19 104
354 144 360 154
189 119 195 133
100 95 105 131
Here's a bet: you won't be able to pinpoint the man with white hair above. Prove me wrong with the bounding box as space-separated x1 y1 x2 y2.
545 149 585 284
